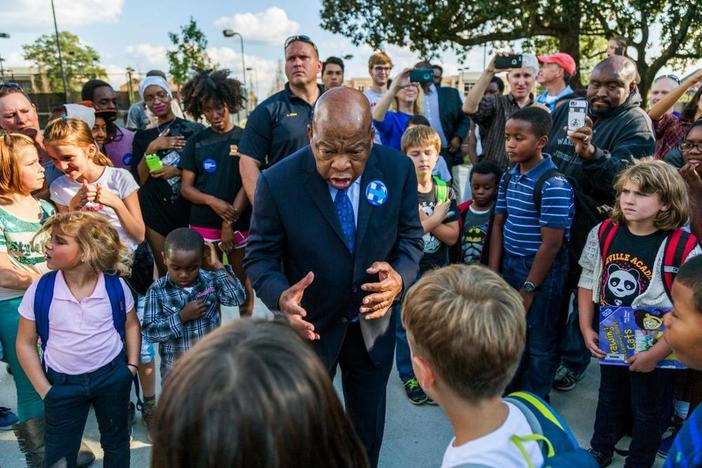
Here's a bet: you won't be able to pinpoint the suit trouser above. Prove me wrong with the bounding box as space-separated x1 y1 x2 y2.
330 321 394 468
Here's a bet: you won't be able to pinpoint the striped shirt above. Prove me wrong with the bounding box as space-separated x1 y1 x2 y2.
496 155 574 256
142 266 245 379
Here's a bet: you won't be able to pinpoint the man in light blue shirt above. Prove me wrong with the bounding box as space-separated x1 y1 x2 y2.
536 53 576 112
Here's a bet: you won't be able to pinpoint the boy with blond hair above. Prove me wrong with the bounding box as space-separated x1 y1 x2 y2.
402 264 543 467
395 125 459 404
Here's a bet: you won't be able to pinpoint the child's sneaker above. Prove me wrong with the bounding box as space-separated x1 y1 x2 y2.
0 407 18 430
587 448 613 467
403 377 428 405
552 365 584 392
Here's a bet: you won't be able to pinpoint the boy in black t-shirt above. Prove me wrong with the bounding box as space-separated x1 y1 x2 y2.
180 70 253 317
395 125 459 404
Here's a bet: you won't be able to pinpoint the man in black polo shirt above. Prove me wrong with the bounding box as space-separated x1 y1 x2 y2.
239 35 323 203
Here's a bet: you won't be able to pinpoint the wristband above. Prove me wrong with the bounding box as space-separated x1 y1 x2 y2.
127 364 139 371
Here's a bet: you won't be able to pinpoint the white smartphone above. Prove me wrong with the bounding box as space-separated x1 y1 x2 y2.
567 101 588 134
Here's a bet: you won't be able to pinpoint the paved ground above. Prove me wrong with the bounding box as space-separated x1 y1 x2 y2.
0 299 665 467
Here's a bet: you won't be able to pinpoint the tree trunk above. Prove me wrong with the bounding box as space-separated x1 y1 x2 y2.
558 0 583 89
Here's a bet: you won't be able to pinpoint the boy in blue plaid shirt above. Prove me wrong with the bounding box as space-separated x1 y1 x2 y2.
142 228 246 383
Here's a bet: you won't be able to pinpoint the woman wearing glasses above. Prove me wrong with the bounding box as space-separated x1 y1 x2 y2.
130 76 203 276
648 70 702 161
371 68 425 151
679 120 702 240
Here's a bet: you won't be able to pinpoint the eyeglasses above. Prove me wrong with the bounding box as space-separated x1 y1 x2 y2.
679 141 702 152
284 35 319 56
144 91 170 103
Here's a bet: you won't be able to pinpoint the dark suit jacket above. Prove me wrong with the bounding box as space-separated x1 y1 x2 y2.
244 144 424 368
438 86 470 143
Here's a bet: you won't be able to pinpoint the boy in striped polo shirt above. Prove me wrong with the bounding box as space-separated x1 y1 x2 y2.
489 107 574 400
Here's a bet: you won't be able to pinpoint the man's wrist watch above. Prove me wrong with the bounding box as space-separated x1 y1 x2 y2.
521 281 537 293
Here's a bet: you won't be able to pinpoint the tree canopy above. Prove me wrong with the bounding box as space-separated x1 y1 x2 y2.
167 17 214 87
22 31 106 93
320 0 702 104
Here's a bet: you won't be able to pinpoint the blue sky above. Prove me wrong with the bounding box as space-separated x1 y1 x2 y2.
0 0 695 99
0 0 485 97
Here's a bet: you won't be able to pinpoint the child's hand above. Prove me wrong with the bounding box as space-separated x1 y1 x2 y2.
179 299 208 323
432 201 451 221
69 181 97 210
627 349 658 373
582 327 606 359
202 242 224 271
94 184 120 208
220 223 235 253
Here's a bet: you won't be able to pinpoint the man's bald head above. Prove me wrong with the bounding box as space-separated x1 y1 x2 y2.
308 87 374 190
593 56 638 83
587 56 639 114
313 87 372 134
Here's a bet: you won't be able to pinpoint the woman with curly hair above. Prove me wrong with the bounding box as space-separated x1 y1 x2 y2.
180 69 253 316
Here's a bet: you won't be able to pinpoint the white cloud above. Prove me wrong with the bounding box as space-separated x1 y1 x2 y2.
0 0 124 30
214 7 299 45
124 43 169 70
207 46 279 98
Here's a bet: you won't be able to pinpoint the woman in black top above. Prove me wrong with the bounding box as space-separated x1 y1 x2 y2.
180 69 254 316
131 76 204 274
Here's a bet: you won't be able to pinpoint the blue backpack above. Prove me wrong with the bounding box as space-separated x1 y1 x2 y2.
34 271 141 404
459 391 598 468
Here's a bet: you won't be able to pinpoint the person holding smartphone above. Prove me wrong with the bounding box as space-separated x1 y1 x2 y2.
179 69 254 318
463 52 539 170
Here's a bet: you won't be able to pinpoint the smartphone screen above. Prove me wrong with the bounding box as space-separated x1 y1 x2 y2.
567 101 588 133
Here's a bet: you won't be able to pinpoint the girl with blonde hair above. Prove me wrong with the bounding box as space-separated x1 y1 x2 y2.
16 211 140 468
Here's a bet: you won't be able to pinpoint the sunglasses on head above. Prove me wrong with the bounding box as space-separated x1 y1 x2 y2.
659 74 681 85
284 35 319 55
0 82 21 90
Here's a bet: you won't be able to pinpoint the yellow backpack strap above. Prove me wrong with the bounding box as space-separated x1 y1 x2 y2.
510 434 556 468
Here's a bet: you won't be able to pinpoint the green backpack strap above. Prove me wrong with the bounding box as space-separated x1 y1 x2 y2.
433 176 448 203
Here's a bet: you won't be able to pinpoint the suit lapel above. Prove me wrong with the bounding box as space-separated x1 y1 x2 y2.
355 151 383 252
302 151 348 248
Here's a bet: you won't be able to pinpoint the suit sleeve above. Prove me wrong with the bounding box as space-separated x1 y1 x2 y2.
389 159 424 294
243 173 290 310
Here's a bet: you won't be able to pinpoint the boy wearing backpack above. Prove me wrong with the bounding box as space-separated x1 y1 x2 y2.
396 125 459 404
578 159 700 467
403 264 597 467
489 107 574 400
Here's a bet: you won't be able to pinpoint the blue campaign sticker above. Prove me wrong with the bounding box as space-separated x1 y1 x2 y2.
365 180 388 206
122 153 132 166
203 158 217 173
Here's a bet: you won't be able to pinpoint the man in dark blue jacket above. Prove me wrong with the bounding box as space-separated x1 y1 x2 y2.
544 56 655 392
244 87 424 467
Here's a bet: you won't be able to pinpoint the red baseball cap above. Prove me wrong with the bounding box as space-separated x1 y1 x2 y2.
538 53 576 75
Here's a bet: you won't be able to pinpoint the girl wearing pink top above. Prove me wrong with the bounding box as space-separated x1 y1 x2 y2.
16 212 140 468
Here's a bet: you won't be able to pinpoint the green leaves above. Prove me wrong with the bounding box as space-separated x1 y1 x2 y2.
22 31 106 93
166 17 215 86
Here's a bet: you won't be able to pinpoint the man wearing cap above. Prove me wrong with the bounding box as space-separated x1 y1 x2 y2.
238 35 323 204
464 53 539 170
536 53 576 112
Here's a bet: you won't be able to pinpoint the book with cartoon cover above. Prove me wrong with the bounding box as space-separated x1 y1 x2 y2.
599 306 685 369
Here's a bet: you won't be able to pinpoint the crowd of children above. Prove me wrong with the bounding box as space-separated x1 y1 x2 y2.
0 59 702 468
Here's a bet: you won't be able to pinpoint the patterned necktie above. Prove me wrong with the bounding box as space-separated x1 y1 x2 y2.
334 188 356 253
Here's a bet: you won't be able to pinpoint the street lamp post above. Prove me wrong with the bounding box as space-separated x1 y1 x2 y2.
0 33 9 82
222 29 247 112
126 67 135 105
50 0 69 101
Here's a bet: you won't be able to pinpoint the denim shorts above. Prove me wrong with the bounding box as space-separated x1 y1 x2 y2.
135 295 155 364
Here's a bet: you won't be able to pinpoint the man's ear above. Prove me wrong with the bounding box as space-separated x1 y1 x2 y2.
307 124 313 141
537 134 549 150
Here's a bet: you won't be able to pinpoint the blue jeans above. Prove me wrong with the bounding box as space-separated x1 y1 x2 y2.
44 351 132 468
591 365 674 467
502 250 568 400
558 291 592 376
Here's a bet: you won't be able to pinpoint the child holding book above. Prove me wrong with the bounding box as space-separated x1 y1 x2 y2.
578 159 701 466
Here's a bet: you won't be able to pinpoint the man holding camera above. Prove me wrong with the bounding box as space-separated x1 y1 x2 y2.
463 53 539 170
415 61 470 172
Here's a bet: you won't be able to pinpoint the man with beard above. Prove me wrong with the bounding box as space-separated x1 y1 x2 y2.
544 56 655 392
